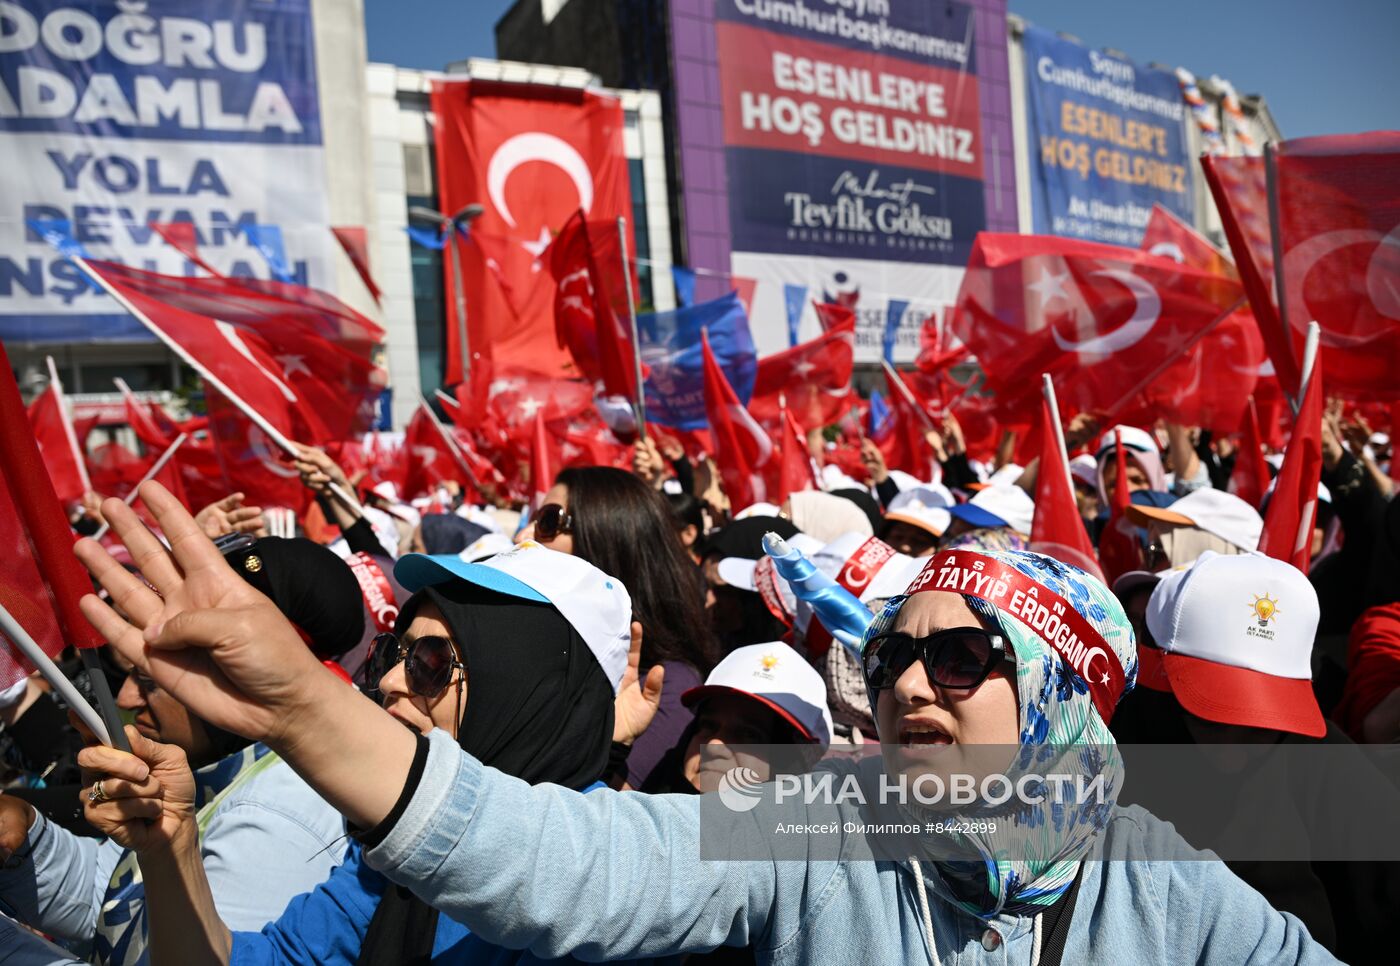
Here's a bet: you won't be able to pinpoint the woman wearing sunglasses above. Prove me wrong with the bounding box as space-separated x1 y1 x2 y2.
77 486 1335 965
525 466 718 789
79 535 635 966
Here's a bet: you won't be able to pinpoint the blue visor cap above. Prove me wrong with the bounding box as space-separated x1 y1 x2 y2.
393 553 548 603
947 503 1009 530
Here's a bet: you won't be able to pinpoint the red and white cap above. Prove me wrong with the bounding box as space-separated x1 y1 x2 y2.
1127 488 1263 552
1145 550 1324 737
682 641 833 747
809 532 925 604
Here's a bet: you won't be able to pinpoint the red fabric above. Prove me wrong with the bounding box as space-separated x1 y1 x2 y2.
1029 393 1105 582
732 277 757 318
1098 429 1144 584
1258 359 1324 573
430 80 631 384
203 390 307 512
27 384 88 506
331 226 383 305
702 332 774 511
0 342 103 673
769 407 820 506
1201 154 1302 397
1139 203 1238 280
547 210 640 401
149 221 222 276
83 260 383 443
529 412 556 508
880 367 938 480
120 389 171 451
87 442 148 500
1332 602 1400 741
1274 132 1400 398
948 233 1244 424
402 406 464 501
748 315 855 431
459 362 594 444
1229 397 1272 510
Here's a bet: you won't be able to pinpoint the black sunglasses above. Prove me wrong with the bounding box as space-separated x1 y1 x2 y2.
863 627 1011 691
363 632 465 699
534 503 574 541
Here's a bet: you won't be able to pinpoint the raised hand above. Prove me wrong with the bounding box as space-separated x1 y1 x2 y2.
194 493 266 539
859 438 888 484
612 622 665 745
75 481 331 747
80 726 196 854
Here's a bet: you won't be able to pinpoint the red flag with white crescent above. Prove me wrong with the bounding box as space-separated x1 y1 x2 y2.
702 331 772 512
1258 364 1324 574
1030 392 1105 583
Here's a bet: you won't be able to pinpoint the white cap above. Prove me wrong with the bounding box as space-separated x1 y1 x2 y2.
986 462 1024 486
682 641 833 747
1127 488 1264 552
1069 454 1098 489
395 542 633 693
948 485 1035 534
1145 551 1324 737
458 532 516 563
885 485 955 538
455 503 503 534
820 463 863 491
809 533 924 603
716 556 760 591
885 469 924 493
371 480 400 502
1263 478 1332 506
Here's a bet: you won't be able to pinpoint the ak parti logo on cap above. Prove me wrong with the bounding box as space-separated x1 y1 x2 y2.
754 651 780 681
1246 592 1281 640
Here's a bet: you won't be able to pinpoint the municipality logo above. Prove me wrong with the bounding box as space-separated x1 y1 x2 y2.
717 766 765 812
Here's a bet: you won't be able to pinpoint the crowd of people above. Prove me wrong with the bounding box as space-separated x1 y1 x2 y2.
0 401 1397 965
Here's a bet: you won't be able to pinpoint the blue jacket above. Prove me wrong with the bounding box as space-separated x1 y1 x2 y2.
358 730 1337 965
232 784 632 966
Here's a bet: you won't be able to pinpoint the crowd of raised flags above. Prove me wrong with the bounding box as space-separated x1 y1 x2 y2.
0 131 1395 964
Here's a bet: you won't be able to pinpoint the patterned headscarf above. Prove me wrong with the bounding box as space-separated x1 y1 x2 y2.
863 549 1138 918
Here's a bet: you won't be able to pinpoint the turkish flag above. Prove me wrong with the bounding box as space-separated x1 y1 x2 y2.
331 226 383 305
431 80 632 384
1229 397 1272 510
204 390 306 512
1258 363 1324 573
27 383 89 506
748 314 855 431
880 367 940 480
1098 430 1144 585
459 361 594 444
1030 392 1105 582
84 261 383 442
768 407 820 506
949 233 1244 423
119 385 174 451
1274 132 1400 398
0 342 105 685
529 412 557 509
702 331 773 512
547 210 640 400
402 405 462 501
1139 204 1238 281
87 442 148 500
149 221 221 276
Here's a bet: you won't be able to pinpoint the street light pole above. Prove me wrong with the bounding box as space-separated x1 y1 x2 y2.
409 203 484 385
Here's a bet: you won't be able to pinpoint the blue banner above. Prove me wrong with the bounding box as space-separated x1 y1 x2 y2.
1021 24 1193 247
639 290 757 430
883 299 909 364
404 225 447 250
868 388 891 438
246 224 293 282
0 0 330 343
783 283 807 346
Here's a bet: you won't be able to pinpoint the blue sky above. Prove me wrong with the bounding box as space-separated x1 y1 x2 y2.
364 0 1400 138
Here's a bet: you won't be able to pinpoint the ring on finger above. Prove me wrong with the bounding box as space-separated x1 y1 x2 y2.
88 779 110 804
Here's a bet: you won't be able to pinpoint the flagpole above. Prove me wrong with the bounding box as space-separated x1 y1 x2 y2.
418 398 484 497
71 256 361 511
880 359 937 433
1098 296 1247 424
1263 143 1300 410
45 356 92 494
1297 321 1320 406
1041 374 1073 484
0 601 112 747
617 216 648 441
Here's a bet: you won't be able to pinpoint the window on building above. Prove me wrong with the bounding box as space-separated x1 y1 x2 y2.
407 194 446 394
628 157 654 311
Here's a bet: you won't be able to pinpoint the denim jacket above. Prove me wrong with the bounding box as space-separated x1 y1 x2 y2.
0 745 347 966
363 731 1336 965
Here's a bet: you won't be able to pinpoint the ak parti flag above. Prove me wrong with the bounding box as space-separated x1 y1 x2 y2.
1030 391 1104 582
430 80 632 383
27 381 89 506
1229 397 1272 510
0 341 103 692
702 331 774 512
1258 363 1324 573
949 233 1243 422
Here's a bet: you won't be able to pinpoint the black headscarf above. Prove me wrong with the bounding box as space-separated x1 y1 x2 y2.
419 514 490 555
227 537 365 660
357 581 615 966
